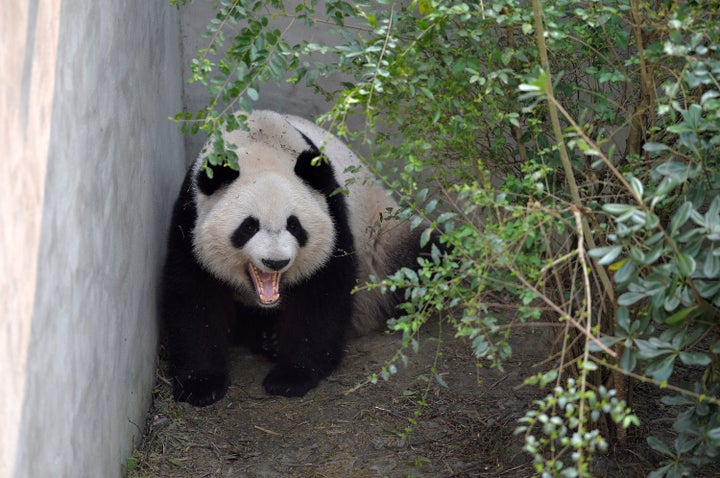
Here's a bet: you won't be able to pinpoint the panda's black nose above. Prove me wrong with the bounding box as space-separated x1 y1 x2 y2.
262 259 290 271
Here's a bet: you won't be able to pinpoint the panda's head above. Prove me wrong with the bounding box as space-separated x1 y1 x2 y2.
190 114 338 307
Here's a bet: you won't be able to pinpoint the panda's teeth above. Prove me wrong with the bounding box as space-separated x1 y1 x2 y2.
248 263 281 305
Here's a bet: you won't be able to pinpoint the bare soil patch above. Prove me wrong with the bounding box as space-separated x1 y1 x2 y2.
130 321 671 477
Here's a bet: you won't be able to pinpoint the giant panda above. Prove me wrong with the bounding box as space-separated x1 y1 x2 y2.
161 110 428 406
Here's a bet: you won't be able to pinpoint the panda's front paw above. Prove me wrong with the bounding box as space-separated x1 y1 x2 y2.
263 365 319 397
173 373 228 406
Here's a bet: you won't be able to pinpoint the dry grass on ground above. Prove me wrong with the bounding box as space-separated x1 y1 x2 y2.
128 320 676 477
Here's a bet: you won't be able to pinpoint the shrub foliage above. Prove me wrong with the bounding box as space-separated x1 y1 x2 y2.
172 0 720 475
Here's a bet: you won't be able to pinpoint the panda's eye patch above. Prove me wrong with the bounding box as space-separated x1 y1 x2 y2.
231 216 260 249
286 215 308 247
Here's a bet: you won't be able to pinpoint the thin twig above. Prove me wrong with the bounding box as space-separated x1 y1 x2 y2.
253 425 282 436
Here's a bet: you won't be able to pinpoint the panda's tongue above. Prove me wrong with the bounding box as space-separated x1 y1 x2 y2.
248 264 281 305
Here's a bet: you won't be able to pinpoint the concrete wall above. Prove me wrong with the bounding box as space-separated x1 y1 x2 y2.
1 1 185 477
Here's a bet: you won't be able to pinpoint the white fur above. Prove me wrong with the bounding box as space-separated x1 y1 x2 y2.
287 114 416 333
192 110 414 332
192 137 335 305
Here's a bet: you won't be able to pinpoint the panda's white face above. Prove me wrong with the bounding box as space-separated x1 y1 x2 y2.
192 170 336 307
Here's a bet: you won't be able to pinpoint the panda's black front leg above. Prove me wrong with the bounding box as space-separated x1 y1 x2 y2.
162 243 236 406
162 172 238 406
262 282 352 397
164 274 236 406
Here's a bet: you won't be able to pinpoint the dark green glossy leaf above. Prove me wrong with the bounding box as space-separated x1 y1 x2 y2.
676 253 696 277
665 306 697 325
678 351 711 366
618 291 647 306
589 245 623 265
646 354 676 382
619 347 637 371
602 203 636 215
643 142 671 152
614 259 636 283
670 202 694 235
647 436 674 457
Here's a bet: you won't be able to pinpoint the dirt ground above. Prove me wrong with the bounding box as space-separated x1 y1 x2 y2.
128 320 675 478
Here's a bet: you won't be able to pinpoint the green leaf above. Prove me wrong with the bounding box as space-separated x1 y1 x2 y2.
674 434 699 454
417 0 434 15
643 142 670 152
602 203 636 215
618 291 646 306
246 87 259 101
617 306 630 330
703 251 720 277
420 227 433 248
670 202 693 235
646 354 675 382
410 215 423 230
676 253 696 276
402 267 418 282
664 293 680 312
589 245 623 265
636 338 672 359
647 231 665 245
424 198 438 215
629 246 645 263
613 259 636 283
433 370 448 388
701 90 720 105
653 176 680 202
655 161 692 178
518 82 541 92
678 351 711 366
661 394 695 406
648 465 672 478
644 242 664 265
647 436 674 457
707 427 720 441
588 335 623 352
665 306 697 325
436 212 456 224
472 335 489 357
619 347 637 371
629 176 644 198
540 369 558 387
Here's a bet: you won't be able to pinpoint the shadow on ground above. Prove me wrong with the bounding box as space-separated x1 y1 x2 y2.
129 320 675 477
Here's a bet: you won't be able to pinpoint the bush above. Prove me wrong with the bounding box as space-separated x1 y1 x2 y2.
172 0 720 475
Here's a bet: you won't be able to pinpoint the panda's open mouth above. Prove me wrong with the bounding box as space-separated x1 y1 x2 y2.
248 263 281 305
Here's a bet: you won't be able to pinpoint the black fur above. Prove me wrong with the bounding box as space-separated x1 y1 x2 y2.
295 132 338 196
161 172 234 406
286 215 308 246
195 161 240 196
161 140 357 406
230 216 259 249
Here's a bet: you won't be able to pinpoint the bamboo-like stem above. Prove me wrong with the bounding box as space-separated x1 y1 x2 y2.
572 205 593 467
530 0 626 443
529 0 612 298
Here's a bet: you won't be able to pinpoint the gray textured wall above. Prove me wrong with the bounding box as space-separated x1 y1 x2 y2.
3 1 185 477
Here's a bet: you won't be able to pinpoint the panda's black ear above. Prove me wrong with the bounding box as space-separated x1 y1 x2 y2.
294 132 338 196
195 163 240 196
